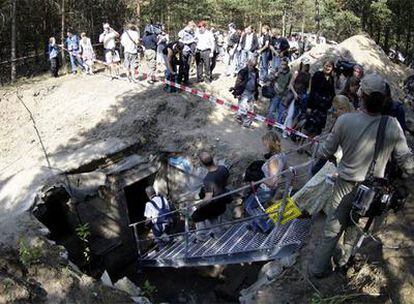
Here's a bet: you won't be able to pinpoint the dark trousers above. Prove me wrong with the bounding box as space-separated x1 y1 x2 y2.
178 52 191 84
195 49 211 81
50 57 59 77
210 51 219 74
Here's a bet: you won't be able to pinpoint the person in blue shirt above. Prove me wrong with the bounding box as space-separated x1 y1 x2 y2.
66 30 84 74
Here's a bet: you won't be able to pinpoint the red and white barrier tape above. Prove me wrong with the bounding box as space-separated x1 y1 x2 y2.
162 79 316 142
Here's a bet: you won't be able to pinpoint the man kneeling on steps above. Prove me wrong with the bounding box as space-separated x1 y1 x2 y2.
144 186 172 249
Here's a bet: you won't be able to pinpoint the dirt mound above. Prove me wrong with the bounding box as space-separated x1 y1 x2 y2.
294 35 413 99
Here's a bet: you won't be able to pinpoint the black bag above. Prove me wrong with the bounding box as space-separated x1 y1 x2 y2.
244 160 265 183
262 85 276 99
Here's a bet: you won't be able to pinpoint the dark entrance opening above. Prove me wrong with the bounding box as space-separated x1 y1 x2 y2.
124 174 156 226
34 186 73 240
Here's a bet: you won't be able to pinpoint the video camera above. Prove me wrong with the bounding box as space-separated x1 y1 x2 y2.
352 178 408 218
335 60 356 77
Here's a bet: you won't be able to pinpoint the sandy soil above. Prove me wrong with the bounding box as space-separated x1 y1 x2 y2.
0 35 413 303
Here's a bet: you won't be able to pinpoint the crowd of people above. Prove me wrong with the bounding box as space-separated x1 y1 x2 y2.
46 21 414 278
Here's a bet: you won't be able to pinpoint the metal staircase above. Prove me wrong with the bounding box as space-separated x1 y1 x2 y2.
138 218 310 267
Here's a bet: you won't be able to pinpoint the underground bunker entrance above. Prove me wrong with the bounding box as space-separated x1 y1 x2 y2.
34 186 73 240
124 173 156 231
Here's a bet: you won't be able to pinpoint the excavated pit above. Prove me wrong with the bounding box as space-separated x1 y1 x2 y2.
30 150 266 302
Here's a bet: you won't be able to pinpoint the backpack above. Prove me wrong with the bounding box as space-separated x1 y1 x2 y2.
244 160 265 183
262 84 276 99
150 196 172 227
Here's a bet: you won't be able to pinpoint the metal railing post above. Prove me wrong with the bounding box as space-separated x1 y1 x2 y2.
132 223 142 257
184 202 190 258
266 169 294 250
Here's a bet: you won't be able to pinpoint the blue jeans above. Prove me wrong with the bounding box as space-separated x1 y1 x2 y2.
290 93 309 121
267 96 280 122
164 54 177 92
259 52 270 82
69 51 83 73
245 187 276 233
271 56 281 71
238 50 255 72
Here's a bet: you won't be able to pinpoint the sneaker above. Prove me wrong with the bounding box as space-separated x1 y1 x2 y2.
147 79 155 84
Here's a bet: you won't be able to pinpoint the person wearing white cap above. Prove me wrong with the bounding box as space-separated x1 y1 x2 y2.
309 73 414 278
99 23 120 79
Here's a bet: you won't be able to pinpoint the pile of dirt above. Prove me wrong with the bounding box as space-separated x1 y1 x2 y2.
294 34 413 99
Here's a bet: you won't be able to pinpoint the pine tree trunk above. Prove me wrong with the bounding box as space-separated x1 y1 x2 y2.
10 0 17 82
61 0 66 72
136 0 141 37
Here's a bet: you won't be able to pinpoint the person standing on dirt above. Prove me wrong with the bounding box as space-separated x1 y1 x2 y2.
304 60 335 136
66 30 83 74
195 21 215 84
269 28 290 71
178 21 197 85
79 32 95 75
162 41 184 92
266 59 292 127
48 37 60 78
144 186 172 249
121 24 140 82
142 27 159 84
258 25 271 85
232 57 260 128
309 74 414 278
238 26 259 71
157 25 169 71
191 152 231 241
225 23 240 77
99 23 120 79
282 62 311 138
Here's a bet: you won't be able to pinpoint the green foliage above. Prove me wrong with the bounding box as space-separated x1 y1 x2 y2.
75 222 91 264
3 0 414 81
141 280 157 299
18 239 42 267
310 292 366 304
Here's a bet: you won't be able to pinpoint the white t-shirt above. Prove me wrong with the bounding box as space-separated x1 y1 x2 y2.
121 30 140 54
144 196 170 224
244 33 253 51
196 30 215 52
99 31 117 50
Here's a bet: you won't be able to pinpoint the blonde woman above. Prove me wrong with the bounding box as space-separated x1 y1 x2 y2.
244 132 287 233
79 32 95 75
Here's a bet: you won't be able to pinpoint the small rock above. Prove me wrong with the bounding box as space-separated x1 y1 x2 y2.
100 270 113 287
114 277 141 297
131 296 151 304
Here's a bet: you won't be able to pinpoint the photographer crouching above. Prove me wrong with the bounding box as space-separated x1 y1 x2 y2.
309 74 414 278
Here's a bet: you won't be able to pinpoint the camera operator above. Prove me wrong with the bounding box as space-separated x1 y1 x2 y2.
309 73 414 279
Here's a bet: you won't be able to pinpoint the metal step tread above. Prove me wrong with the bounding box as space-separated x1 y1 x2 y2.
138 219 311 267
